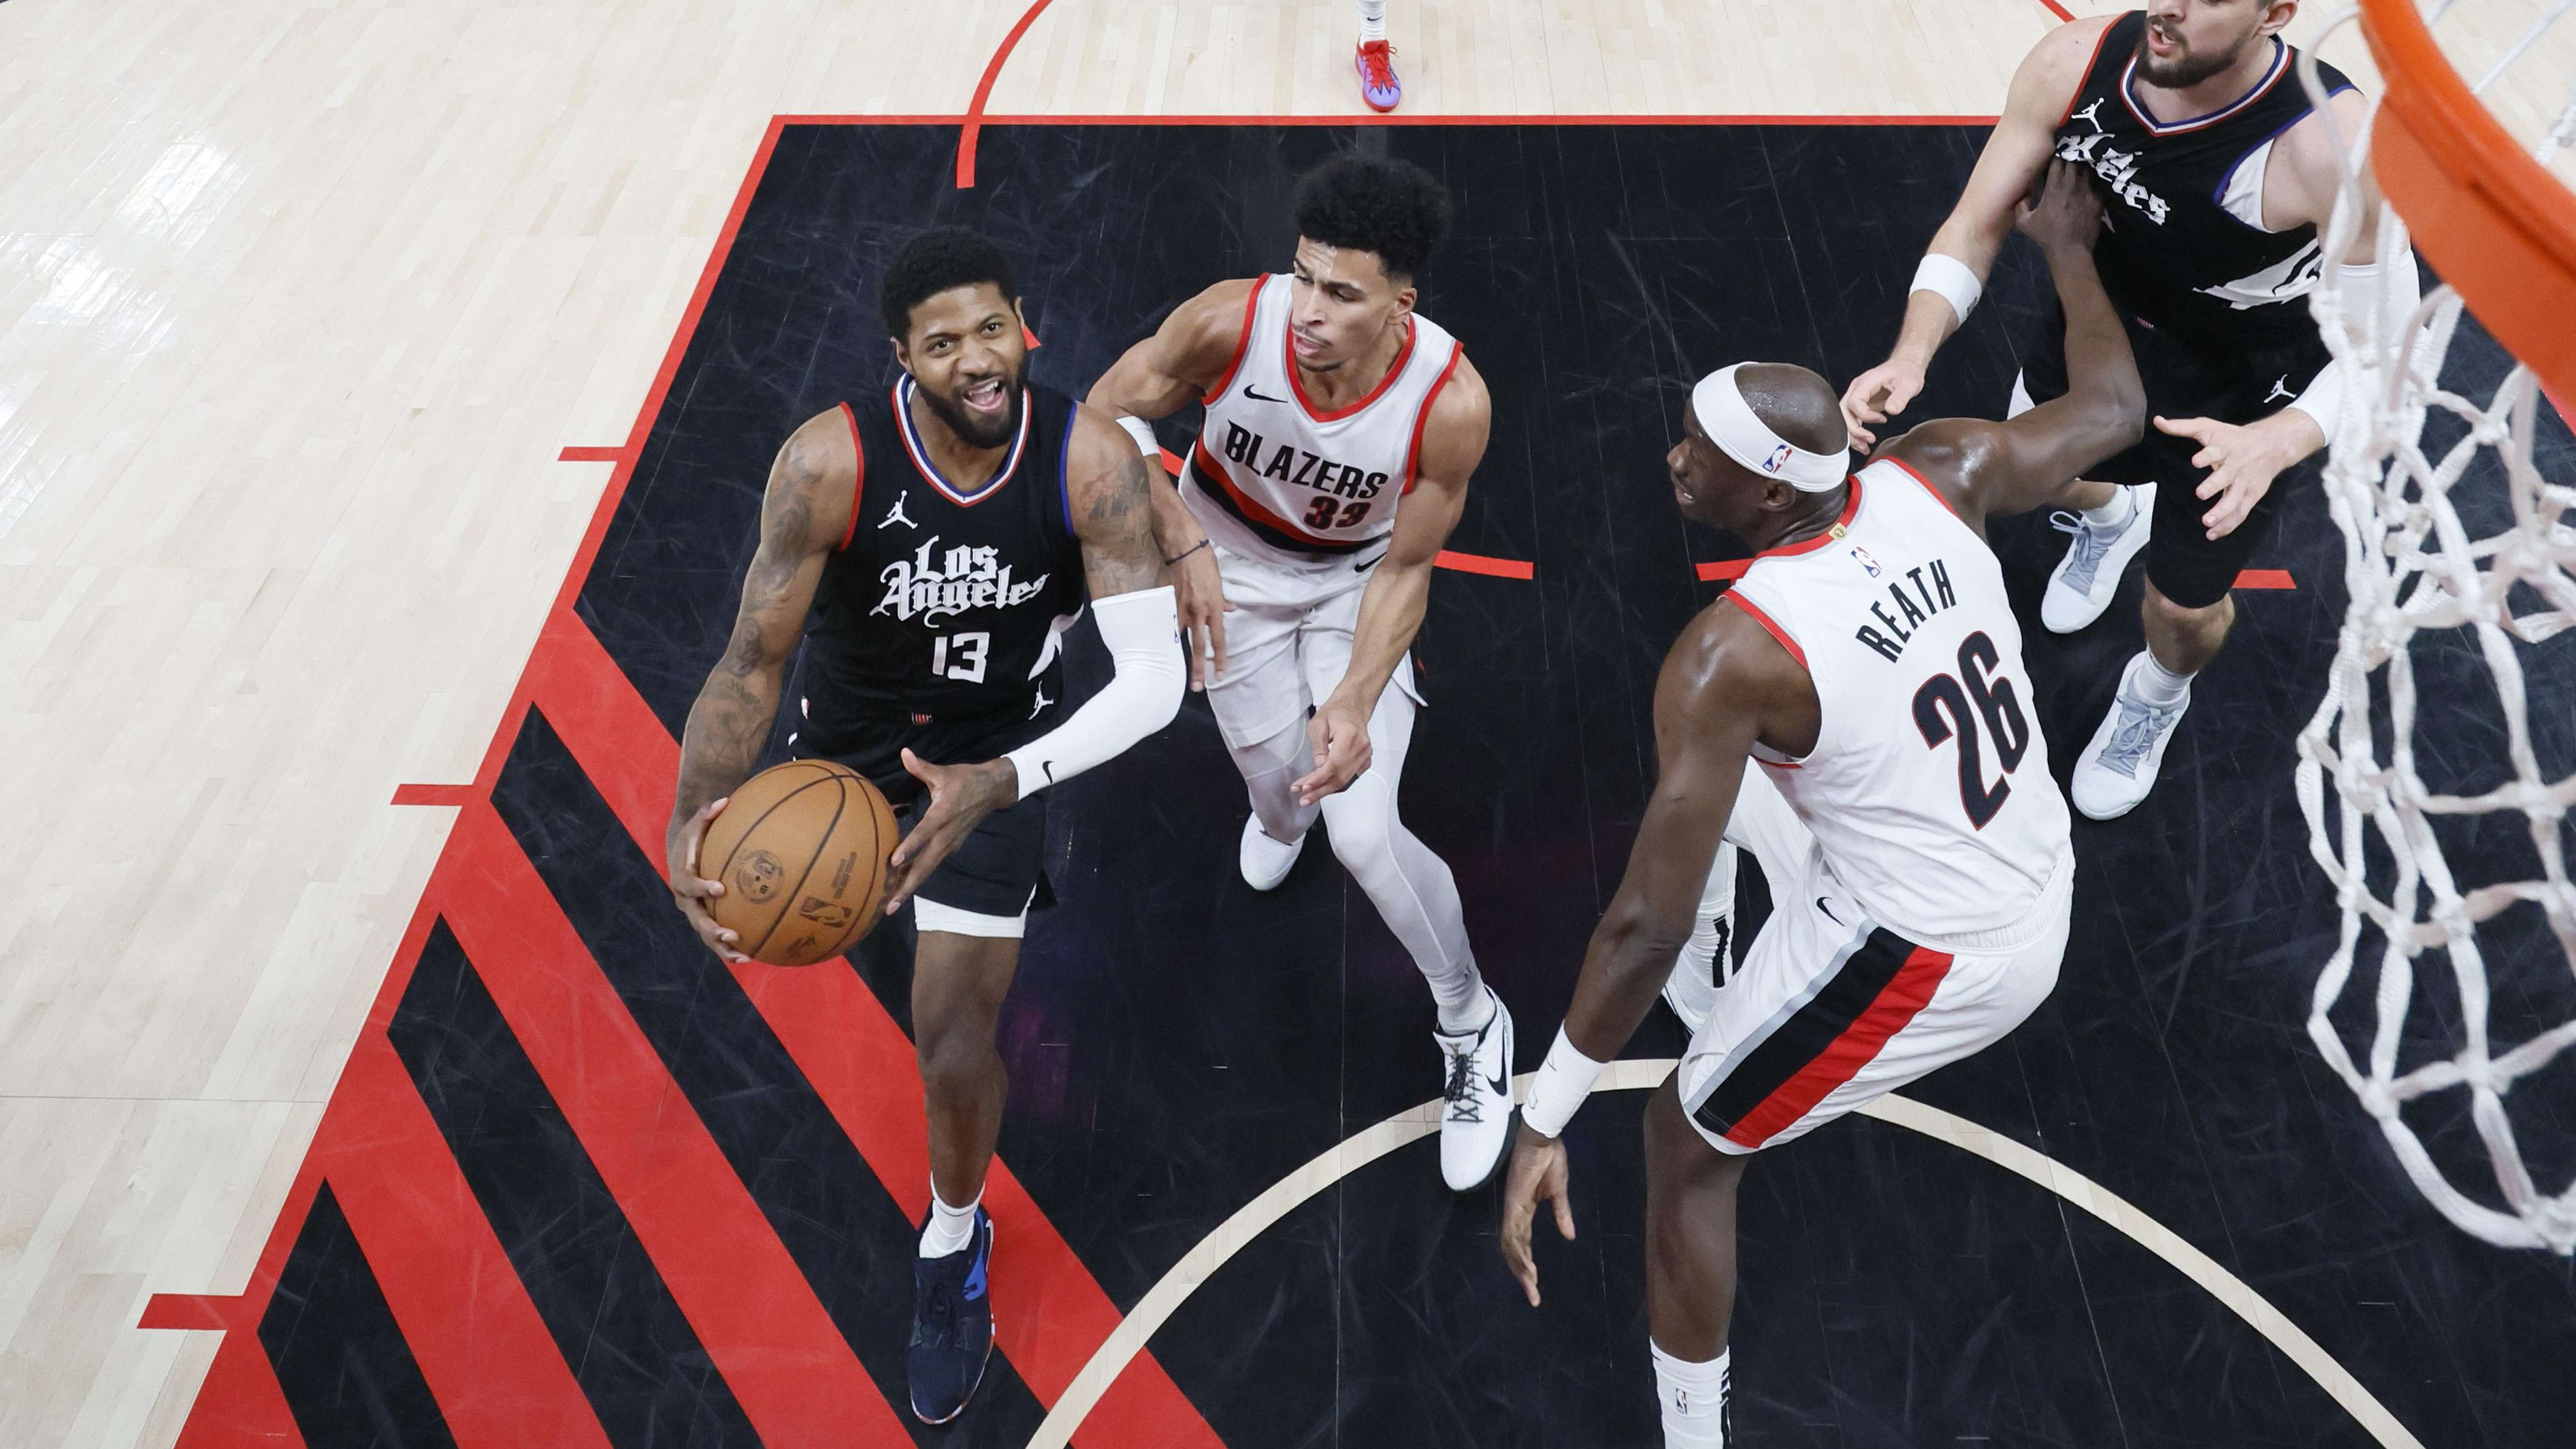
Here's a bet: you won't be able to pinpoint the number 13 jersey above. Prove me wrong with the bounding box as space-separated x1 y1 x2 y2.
798 377 1088 761
1184 274 1465 562
1725 458 2071 941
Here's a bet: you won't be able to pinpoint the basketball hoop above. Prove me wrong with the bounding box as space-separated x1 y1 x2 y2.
2295 1 2576 1252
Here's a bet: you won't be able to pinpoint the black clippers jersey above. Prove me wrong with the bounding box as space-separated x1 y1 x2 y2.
798 377 1087 757
2054 11 2356 349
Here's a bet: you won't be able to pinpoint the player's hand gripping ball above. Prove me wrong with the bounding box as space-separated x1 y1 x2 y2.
687 761 898 966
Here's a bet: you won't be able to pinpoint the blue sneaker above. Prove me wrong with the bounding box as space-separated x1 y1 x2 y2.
907 1209 995 1424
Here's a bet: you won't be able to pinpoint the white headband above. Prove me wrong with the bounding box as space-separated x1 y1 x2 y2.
1690 364 1849 492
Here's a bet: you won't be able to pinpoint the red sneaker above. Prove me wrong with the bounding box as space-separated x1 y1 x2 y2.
1355 40 1403 113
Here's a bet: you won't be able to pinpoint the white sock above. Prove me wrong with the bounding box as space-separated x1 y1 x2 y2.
1358 0 1386 43
1439 984 1497 1039
2080 487 2134 530
2128 650 2193 710
919 1184 981 1258
1651 1342 1731 1448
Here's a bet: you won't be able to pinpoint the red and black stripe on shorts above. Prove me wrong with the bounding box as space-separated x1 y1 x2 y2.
1689 925 1956 1151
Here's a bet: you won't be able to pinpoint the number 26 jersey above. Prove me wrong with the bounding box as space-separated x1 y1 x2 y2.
1725 459 2071 941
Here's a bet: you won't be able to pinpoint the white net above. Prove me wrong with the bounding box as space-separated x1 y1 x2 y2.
2295 4 2576 1253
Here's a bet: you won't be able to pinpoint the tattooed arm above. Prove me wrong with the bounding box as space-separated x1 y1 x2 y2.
665 408 855 962
879 404 1186 915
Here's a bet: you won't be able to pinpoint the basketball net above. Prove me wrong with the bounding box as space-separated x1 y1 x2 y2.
2294 1 2576 1252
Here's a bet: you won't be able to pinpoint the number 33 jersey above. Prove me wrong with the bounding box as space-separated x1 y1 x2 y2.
1725 458 2071 941
1184 273 1465 562
797 378 1088 759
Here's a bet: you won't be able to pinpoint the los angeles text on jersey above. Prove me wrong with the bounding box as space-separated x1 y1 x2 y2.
1850 549 1960 663
875 536 1051 623
2054 129 2170 226
1218 421 1392 502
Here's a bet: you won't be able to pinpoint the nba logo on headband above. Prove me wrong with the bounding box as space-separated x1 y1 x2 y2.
1691 363 1851 493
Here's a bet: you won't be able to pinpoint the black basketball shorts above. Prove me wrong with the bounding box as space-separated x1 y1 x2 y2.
2017 304 2330 610
800 698 1064 928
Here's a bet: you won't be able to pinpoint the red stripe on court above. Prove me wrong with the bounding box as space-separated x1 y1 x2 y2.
958 0 1063 187
1697 559 1751 582
2036 0 2078 22
1726 945 1956 1149
174 1325 306 1448
557 446 630 463
2234 569 2295 589
391 783 477 806
523 611 1226 1448
800 112 2003 129
321 1039 613 1449
140 1295 235 1331
438 802 902 1449
1435 550 1535 579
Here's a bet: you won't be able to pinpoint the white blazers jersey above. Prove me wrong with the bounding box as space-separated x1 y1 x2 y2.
1185 273 1464 561
1727 458 2071 941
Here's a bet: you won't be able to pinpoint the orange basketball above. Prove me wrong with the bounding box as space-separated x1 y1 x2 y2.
698 760 900 966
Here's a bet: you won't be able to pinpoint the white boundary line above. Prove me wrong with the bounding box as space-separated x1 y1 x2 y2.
1026 1060 2426 1449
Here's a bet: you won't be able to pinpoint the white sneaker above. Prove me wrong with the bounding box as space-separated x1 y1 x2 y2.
1239 815 1307 891
2072 651 2190 820
2040 483 2155 634
1661 839 1737 1037
1434 987 1514 1191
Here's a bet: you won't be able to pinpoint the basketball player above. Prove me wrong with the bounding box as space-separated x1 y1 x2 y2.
1356 0 1401 112
1499 162 2140 1447
1842 1 2419 819
1086 155 1518 1192
661 229 1184 1424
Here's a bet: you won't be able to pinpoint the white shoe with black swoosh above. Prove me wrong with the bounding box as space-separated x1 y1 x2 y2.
1435 986 1515 1191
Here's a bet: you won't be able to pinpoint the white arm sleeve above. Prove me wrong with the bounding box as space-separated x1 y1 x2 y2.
2291 246 2423 441
1003 585 1184 798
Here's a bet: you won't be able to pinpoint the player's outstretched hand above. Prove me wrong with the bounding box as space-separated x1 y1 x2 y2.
667 798 751 965
2015 157 2103 257
882 750 1019 915
2156 412 2315 540
1167 538 1235 691
1840 357 1925 452
1294 696 1373 804
1499 1122 1576 1307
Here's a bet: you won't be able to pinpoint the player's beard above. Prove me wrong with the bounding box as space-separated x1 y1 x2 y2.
918 366 1024 450
2134 20 2247 89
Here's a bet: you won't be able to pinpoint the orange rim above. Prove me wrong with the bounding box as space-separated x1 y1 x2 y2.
2363 0 2576 404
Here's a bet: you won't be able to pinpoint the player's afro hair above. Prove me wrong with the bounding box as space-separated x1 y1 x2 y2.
880 227 1020 340
1292 154 1451 281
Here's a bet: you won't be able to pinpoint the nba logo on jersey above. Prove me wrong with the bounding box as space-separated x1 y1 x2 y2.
1848 544 1885 578
1763 442 1793 474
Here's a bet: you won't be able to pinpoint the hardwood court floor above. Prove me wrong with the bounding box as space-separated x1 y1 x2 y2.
0 3 2448 1446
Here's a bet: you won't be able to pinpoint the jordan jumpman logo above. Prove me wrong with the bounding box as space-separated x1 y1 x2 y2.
2071 97 2107 133
879 489 917 530
2266 376 2295 404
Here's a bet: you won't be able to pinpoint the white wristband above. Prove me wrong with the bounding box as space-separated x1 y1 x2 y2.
1113 414 1160 459
1910 253 1984 327
1519 1028 1606 1139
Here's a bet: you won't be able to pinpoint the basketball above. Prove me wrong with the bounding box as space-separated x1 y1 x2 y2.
698 760 900 966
